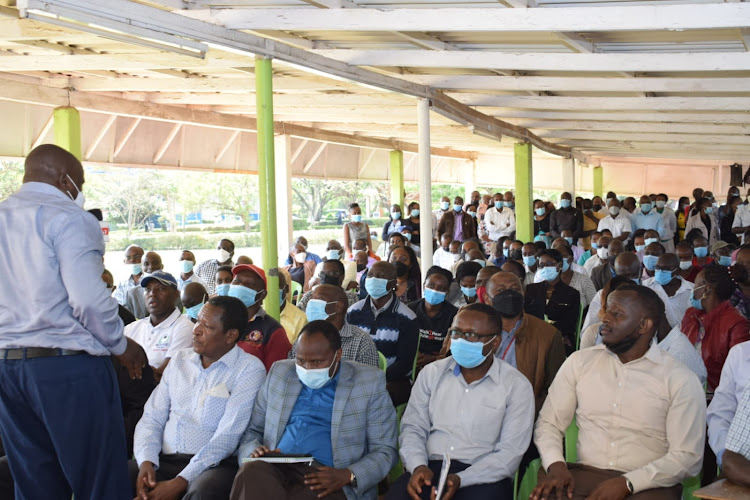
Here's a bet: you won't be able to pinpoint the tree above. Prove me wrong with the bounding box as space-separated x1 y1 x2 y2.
292 178 354 222
0 161 23 201
208 173 259 232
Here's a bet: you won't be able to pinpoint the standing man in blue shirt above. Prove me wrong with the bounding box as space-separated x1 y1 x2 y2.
630 195 665 241
0 144 146 500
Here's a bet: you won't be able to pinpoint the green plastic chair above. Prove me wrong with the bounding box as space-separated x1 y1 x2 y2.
565 416 578 463
378 351 387 373
388 403 409 484
575 302 585 350
682 472 702 500
290 280 303 305
517 458 542 500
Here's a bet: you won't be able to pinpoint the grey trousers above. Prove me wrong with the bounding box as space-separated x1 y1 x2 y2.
128 453 238 500
230 461 347 500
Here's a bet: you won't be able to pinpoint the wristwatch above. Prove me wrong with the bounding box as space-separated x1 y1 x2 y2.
349 469 357 488
624 477 634 495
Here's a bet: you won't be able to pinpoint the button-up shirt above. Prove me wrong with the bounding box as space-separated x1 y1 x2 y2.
630 210 665 238
134 346 266 483
643 277 694 328
535 343 706 494
707 340 750 464
725 383 750 460
452 211 464 242
400 357 534 487
658 326 707 384
0 182 126 355
194 259 233 296
485 206 516 240
597 213 632 239
125 308 195 369
496 318 522 368
733 204 750 244
114 274 140 308
289 321 379 368
277 371 340 467
177 272 208 292
656 207 677 242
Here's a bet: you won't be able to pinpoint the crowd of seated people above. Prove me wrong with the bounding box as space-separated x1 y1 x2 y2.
8 183 750 500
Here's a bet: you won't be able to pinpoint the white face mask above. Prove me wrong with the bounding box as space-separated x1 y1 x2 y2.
679 260 692 270
217 248 231 263
65 174 85 208
598 248 610 260
294 252 307 264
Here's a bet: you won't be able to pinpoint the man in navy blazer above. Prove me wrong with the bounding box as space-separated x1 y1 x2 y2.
230 320 398 500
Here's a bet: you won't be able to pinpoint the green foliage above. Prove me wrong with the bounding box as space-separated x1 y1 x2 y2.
0 161 23 201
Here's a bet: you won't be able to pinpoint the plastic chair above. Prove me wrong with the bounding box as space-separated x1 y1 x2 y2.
682 472 702 500
517 458 542 500
378 351 387 373
388 403 409 484
411 335 422 382
290 281 303 305
575 302 585 350
565 417 579 463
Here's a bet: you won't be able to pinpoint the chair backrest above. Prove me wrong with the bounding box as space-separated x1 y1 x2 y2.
290 280 303 305
575 302 585 350
378 351 387 373
565 417 579 463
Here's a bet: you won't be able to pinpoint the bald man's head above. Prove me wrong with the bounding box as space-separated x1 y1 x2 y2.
369 261 397 281
486 271 524 298
181 282 207 309
23 144 84 198
312 284 348 328
658 253 679 270
614 252 641 279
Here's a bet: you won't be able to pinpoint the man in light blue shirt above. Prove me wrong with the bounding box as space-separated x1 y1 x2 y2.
0 144 146 500
131 295 266 500
630 195 665 240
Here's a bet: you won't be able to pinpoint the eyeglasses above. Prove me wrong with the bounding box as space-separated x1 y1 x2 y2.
654 266 677 272
449 329 499 342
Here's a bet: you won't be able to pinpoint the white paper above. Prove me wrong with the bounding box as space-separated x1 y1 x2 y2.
435 452 451 499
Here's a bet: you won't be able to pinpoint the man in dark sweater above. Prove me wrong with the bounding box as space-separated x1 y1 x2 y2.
550 192 583 240
347 262 419 405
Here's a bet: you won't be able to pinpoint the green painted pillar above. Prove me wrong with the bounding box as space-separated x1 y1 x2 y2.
593 166 603 198
255 56 280 321
514 142 533 243
53 107 82 160
390 150 404 210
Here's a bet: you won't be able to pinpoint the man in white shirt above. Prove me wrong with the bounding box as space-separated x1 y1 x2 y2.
485 193 516 241
654 194 677 253
643 253 693 328
130 296 266 500
732 202 750 244
533 285 705 500
433 233 455 272
125 271 194 379
177 250 208 292
597 198 632 242
308 240 357 290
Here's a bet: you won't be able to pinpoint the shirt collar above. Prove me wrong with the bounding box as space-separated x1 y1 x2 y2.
340 322 354 338
599 340 666 366
20 181 74 202
151 307 183 330
189 344 241 370
449 355 502 384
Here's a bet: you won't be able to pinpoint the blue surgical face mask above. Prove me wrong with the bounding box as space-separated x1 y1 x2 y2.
296 356 338 390
494 201 503 209
591 242 598 249
503 248 509 258
645 238 659 246
705 207 714 215
450 337 496 369
391 211 401 220
215 283 230 296
562 260 570 272
411 209 420 217
504 201 513 208
454 204 463 212
403 233 412 241
185 301 204 320
228 284 259 308
523 255 537 268
694 247 708 258
472 258 486 268
538 266 560 282
460 286 477 298
654 269 674 286
560 199 572 208
365 277 390 299
641 203 652 213
468 211 477 219
690 286 706 311
279 289 286 303
535 207 546 216
327 249 341 261
643 254 659 271
630 277 641 285
180 260 194 274
351 214 362 223
130 263 143 276
719 255 732 266
306 299 336 322
441 201 450 211
424 288 447 305
565 237 573 245
635 244 646 253
656 200 666 209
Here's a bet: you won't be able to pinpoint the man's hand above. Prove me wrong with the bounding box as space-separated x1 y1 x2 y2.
407 465 434 500
430 473 460 500
135 462 157 500
585 476 630 500
116 337 147 380
140 477 188 500
250 445 280 458
304 466 351 498
722 450 750 488
531 461 575 500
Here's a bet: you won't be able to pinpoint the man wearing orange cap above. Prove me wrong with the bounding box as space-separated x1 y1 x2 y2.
228 264 291 371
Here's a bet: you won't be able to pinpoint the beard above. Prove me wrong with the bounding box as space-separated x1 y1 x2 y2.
604 333 640 355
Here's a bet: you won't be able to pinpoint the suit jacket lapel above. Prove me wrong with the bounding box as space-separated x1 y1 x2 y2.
331 362 354 455
277 370 302 446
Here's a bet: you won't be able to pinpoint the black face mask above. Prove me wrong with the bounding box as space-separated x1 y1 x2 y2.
393 261 410 278
442 246 450 252
602 321 643 355
320 273 341 286
356 264 367 272
593 204 602 211
509 249 523 261
492 289 525 318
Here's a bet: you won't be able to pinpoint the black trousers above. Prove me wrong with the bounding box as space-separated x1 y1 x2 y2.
386 459 512 500
128 453 238 500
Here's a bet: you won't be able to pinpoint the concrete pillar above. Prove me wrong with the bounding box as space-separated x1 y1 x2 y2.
417 98 434 273
514 142 533 243
275 134 294 263
464 159 476 204
562 157 576 206
255 56 280 320
593 166 603 198
53 107 82 160
390 150 404 210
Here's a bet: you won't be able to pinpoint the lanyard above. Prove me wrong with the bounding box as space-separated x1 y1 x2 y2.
501 336 516 360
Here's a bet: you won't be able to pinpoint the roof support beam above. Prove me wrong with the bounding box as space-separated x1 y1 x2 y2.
84 114 116 160
214 129 240 164
302 142 327 173
31 112 54 150
484 110 750 124
113 117 141 158
153 123 182 164
290 139 309 164
454 95 750 111
190 4 750 32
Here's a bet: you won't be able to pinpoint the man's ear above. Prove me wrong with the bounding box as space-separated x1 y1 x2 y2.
226 328 240 345
639 317 654 336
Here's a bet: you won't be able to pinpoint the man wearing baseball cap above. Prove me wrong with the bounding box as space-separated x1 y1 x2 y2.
228 264 291 372
124 270 195 380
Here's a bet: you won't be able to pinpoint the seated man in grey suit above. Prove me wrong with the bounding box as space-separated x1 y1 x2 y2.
231 320 398 500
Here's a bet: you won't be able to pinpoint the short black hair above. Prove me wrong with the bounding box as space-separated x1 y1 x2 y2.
460 302 502 332
534 240 547 253
389 233 406 245
540 248 563 263
299 320 342 351
676 240 694 251
217 265 233 275
348 202 360 211
322 258 345 275
611 285 664 324
425 266 453 286
705 263 746 301
208 296 249 341
456 261 483 283
502 260 526 281
220 238 235 251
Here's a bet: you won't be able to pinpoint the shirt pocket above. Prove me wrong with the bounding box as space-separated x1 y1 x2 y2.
469 402 506 445
200 394 229 432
